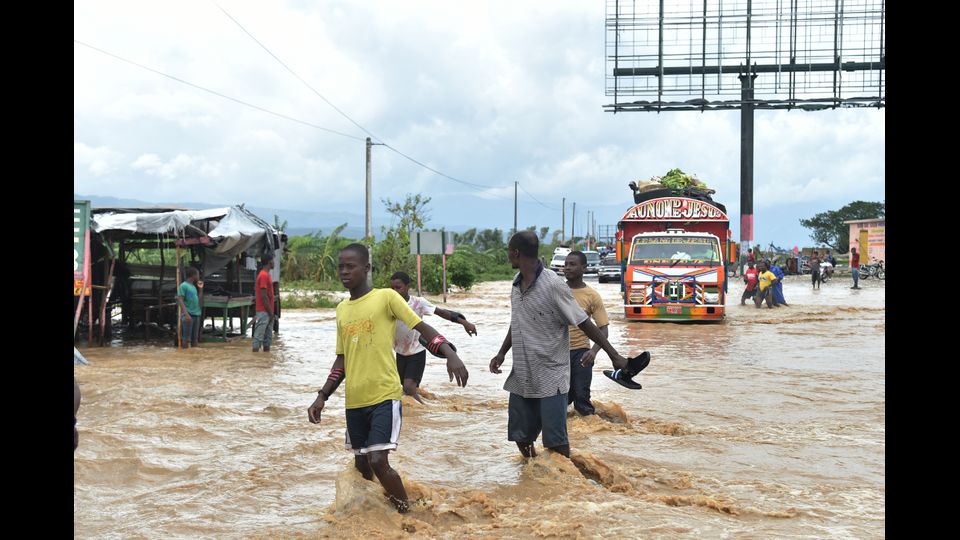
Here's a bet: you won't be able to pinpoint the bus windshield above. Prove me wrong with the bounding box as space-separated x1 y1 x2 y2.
630 237 720 265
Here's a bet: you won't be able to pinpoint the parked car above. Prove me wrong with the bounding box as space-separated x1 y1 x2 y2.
598 257 622 283
549 253 567 275
582 250 601 274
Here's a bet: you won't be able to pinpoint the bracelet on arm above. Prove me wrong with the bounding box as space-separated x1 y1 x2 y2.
427 334 452 355
321 367 345 397
418 335 457 358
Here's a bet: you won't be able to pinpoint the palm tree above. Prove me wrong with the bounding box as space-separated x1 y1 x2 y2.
315 223 348 282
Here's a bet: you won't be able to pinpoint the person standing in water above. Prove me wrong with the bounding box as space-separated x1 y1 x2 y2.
389 271 477 403
252 253 275 352
562 251 609 417
176 266 203 348
489 231 639 459
809 250 822 290
307 244 469 513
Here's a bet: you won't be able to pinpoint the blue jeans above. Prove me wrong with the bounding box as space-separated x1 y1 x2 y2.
568 349 595 416
852 268 860 287
252 311 274 350
180 313 201 346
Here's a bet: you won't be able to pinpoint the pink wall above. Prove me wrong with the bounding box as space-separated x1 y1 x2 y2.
848 220 885 265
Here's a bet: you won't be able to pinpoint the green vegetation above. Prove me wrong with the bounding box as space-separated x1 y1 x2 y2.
283 224 353 282
279 194 574 294
655 168 712 192
799 200 885 253
282 279 344 292
116 196 581 300
281 292 341 309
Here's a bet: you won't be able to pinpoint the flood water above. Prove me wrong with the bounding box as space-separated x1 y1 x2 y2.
74 274 884 538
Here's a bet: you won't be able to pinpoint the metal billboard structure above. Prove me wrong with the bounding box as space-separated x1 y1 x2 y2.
604 0 884 251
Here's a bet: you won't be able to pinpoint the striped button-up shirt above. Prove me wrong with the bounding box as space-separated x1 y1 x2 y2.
503 263 588 398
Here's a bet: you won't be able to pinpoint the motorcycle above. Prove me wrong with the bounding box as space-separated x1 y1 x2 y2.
859 259 885 280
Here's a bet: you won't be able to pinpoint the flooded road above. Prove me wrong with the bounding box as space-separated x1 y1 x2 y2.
74 274 884 538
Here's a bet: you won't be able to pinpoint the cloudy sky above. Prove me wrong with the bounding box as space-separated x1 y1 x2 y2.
74 0 885 248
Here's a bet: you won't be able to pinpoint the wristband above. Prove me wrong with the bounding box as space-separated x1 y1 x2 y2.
427 335 447 355
325 367 345 395
418 335 457 358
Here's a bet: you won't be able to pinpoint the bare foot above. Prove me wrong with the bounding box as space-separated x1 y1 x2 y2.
389 495 410 514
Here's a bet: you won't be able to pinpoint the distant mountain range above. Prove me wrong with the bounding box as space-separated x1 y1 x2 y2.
74 194 481 240
75 193 380 238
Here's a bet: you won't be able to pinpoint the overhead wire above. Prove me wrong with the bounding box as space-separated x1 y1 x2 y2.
77 14 574 212
74 40 366 142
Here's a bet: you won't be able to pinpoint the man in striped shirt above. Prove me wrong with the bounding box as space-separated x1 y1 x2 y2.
489 231 634 459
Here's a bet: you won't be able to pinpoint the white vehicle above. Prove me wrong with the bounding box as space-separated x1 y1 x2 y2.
549 253 567 275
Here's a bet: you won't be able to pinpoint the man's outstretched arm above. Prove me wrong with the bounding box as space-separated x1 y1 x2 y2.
580 324 608 367
434 307 477 336
415 322 469 387
577 319 627 370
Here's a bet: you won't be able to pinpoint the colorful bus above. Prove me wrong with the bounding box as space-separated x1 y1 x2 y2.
617 194 732 321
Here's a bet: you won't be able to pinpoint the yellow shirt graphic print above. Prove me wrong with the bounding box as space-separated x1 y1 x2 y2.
343 318 375 348
336 289 423 409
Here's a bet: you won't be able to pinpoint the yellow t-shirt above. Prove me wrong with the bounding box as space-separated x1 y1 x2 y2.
758 270 777 291
568 285 609 350
336 289 423 409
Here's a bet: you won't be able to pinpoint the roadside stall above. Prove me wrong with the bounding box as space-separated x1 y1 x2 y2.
78 204 285 345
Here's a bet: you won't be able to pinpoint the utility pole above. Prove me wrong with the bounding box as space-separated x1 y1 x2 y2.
513 181 518 237
562 197 566 245
365 138 372 241
365 137 385 284
591 212 596 247
571 202 576 249
587 210 592 249
585 210 589 249
365 137 387 240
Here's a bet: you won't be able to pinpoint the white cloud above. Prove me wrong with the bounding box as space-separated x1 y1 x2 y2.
73 0 884 247
74 142 124 176
131 153 224 180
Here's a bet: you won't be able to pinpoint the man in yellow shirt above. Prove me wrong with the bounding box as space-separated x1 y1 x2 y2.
564 251 610 416
307 244 469 513
754 261 779 308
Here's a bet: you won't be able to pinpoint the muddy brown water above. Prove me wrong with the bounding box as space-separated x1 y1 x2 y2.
74 275 884 538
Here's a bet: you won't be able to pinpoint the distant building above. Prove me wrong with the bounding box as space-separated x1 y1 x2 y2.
844 218 885 264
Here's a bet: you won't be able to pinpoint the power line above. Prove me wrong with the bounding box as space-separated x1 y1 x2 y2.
518 183 559 211
74 40 366 142
76 39 506 198
214 1 502 192
212 1 380 144
381 144 491 191
77 35 571 209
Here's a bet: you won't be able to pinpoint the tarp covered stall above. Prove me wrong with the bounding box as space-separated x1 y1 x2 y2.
91 206 280 277
82 205 285 344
